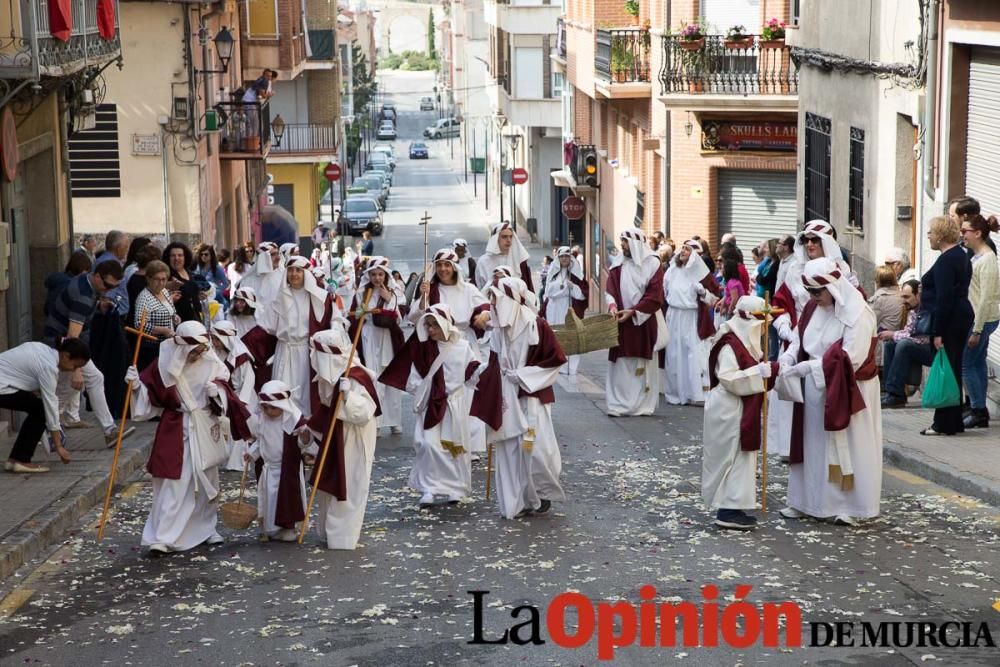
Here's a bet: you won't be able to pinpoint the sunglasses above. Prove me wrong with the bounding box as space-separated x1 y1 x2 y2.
805 286 826 296
802 236 822 245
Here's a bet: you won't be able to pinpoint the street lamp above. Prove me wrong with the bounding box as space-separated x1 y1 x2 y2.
507 133 521 231
196 27 235 75
271 114 286 147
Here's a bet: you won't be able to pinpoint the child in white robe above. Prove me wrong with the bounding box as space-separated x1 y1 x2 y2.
211 320 259 471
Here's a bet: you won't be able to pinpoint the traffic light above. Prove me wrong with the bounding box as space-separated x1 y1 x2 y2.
577 145 599 188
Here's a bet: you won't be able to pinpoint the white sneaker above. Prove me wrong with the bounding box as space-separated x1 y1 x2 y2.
779 507 806 519
832 515 857 527
205 533 225 545
418 493 434 508
148 543 170 554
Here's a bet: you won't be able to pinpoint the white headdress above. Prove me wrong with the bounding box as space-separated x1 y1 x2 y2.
717 295 766 358
452 238 468 248
801 257 866 327
280 255 333 322
157 320 226 389
254 242 280 276
794 220 847 269
417 303 461 343
310 327 370 406
279 242 300 263
487 276 537 343
553 245 583 280
211 319 253 366
258 379 302 434
618 229 662 310
485 221 530 268
357 255 400 294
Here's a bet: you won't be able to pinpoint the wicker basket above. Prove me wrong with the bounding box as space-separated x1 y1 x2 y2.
220 501 257 530
552 310 619 356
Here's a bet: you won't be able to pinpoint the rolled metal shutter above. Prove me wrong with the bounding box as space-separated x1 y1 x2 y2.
701 0 761 35
965 48 1000 372
717 169 798 260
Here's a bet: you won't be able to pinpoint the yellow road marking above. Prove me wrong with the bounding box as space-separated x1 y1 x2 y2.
0 588 34 618
884 468 929 485
993 600 1000 614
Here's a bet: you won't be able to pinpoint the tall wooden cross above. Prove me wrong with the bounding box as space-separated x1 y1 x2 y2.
419 211 431 308
751 291 785 513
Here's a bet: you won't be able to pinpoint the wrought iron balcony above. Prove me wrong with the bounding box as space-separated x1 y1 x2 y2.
0 0 122 79
217 100 272 160
270 123 338 156
595 28 650 84
658 34 798 96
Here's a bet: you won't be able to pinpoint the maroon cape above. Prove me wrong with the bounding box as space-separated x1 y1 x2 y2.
274 416 308 529
347 293 406 366
697 275 723 340
788 301 877 465
307 367 382 500
379 333 479 430
605 264 665 362
425 280 491 339
708 332 777 452
471 317 567 432
241 325 277 393
140 360 252 480
540 272 589 321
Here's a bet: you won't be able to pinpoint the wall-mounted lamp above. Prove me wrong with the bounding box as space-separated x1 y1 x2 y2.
196 27 235 75
684 111 694 137
271 115 286 147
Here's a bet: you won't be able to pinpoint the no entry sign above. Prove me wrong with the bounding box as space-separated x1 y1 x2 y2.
324 162 342 182
511 167 528 185
561 196 586 220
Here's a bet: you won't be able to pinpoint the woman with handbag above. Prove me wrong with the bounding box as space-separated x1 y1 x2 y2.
125 321 252 554
919 216 974 436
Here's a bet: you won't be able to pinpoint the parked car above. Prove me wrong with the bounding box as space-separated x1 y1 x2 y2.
419 96 434 111
364 164 393 186
423 117 461 139
338 197 383 236
409 141 429 159
376 121 396 140
367 153 392 175
371 144 396 169
362 169 391 197
354 175 387 207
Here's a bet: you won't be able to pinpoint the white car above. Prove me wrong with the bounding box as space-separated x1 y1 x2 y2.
371 145 396 168
376 122 396 140
423 118 460 139
420 96 434 111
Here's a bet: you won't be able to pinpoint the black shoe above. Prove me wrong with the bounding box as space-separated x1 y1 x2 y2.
962 396 972 417
714 509 757 531
534 499 552 515
963 408 990 429
881 394 907 409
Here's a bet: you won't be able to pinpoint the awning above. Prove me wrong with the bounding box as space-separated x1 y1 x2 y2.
550 168 574 188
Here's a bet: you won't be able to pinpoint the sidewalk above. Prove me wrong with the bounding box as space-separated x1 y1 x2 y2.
0 421 155 582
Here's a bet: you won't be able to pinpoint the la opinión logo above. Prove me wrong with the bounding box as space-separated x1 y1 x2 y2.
467 586 997 661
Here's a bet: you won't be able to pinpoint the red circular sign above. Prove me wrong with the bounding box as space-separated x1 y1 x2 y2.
1 109 17 182
324 162 341 182
561 196 586 221
511 167 528 185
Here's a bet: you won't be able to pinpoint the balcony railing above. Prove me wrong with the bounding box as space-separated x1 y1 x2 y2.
0 0 121 79
218 100 271 160
658 34 798 96
307 28 335 61
595 28 650 84
555 17 566 59
270 123 338 155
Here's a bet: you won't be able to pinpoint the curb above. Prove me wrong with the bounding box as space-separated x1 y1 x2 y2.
883 440 1000 508
0 441 152 582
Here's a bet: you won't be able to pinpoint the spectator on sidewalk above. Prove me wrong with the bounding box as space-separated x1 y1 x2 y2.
880 280 929 408
78 234 98 265
868 265 904 369
123 236 153 285
92 231 131 421
960 214 1000 429
1 338 93 472
45 251 93 318
163 242 203 323
43 259 122 442
192 244 229 306
885 247 919 284
360 231 375 257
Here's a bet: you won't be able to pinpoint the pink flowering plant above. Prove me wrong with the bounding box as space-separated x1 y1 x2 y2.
677 21 705 41
762 18 786 40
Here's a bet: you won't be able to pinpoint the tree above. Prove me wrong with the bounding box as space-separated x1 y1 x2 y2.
352 45 376 115
427 9 436 58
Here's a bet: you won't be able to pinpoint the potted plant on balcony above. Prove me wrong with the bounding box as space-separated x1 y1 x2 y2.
611 39 634 82
677 21 705 51
625 0 640 24
724 25 753 49
760 17 787 48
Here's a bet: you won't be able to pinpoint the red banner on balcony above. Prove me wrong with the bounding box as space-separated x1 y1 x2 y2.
701 120 797 152
48 0 73 42
97 0 117 41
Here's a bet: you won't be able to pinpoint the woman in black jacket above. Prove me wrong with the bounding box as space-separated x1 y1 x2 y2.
920 216 974 435
162 242 204 323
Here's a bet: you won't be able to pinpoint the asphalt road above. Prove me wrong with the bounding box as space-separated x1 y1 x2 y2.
2 72 1000 666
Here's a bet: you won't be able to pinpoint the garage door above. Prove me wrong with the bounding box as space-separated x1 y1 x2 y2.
717 169 797 260
965 48 1000 373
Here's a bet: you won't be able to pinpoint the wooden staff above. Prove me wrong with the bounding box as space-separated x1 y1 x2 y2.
419 211 431 309
485 443 494 500
97 313 156 540
752 292 784 513
298 288 373 544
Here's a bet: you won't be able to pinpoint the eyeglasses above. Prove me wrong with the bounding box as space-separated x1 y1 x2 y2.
802 236 822 245
960 227 975 235
805 286 826 296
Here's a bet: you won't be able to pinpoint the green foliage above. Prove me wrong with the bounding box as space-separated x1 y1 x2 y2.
428 8 436 57
379 50 439 72
624 0 639 17
352 45 376 115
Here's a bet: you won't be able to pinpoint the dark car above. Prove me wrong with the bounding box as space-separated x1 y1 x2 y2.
409 142 429 159
354 175 387 207
338 197 383 236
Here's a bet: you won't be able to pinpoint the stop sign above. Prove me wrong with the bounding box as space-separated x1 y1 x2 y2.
561 196 586 220
324 162 341 182
511 167 528 185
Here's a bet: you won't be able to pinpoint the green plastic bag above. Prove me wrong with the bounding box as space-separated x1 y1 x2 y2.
921 348 961 409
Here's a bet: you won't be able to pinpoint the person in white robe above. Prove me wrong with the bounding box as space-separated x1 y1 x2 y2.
453 238 477 282
604 230 666 416
542 246 587 375
769 220 856 458
662 240 719 405
475 221 534 292
126 321 251 554
380 304 482 507
476 277 567 519
247 380 311 541
308 328 380 549
266 256 339 417
211 320 259 471
279 242 300 264
776 257 882 525
410 248 492 456
238 242 285 333
354 256 405 434
702 296 777 531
